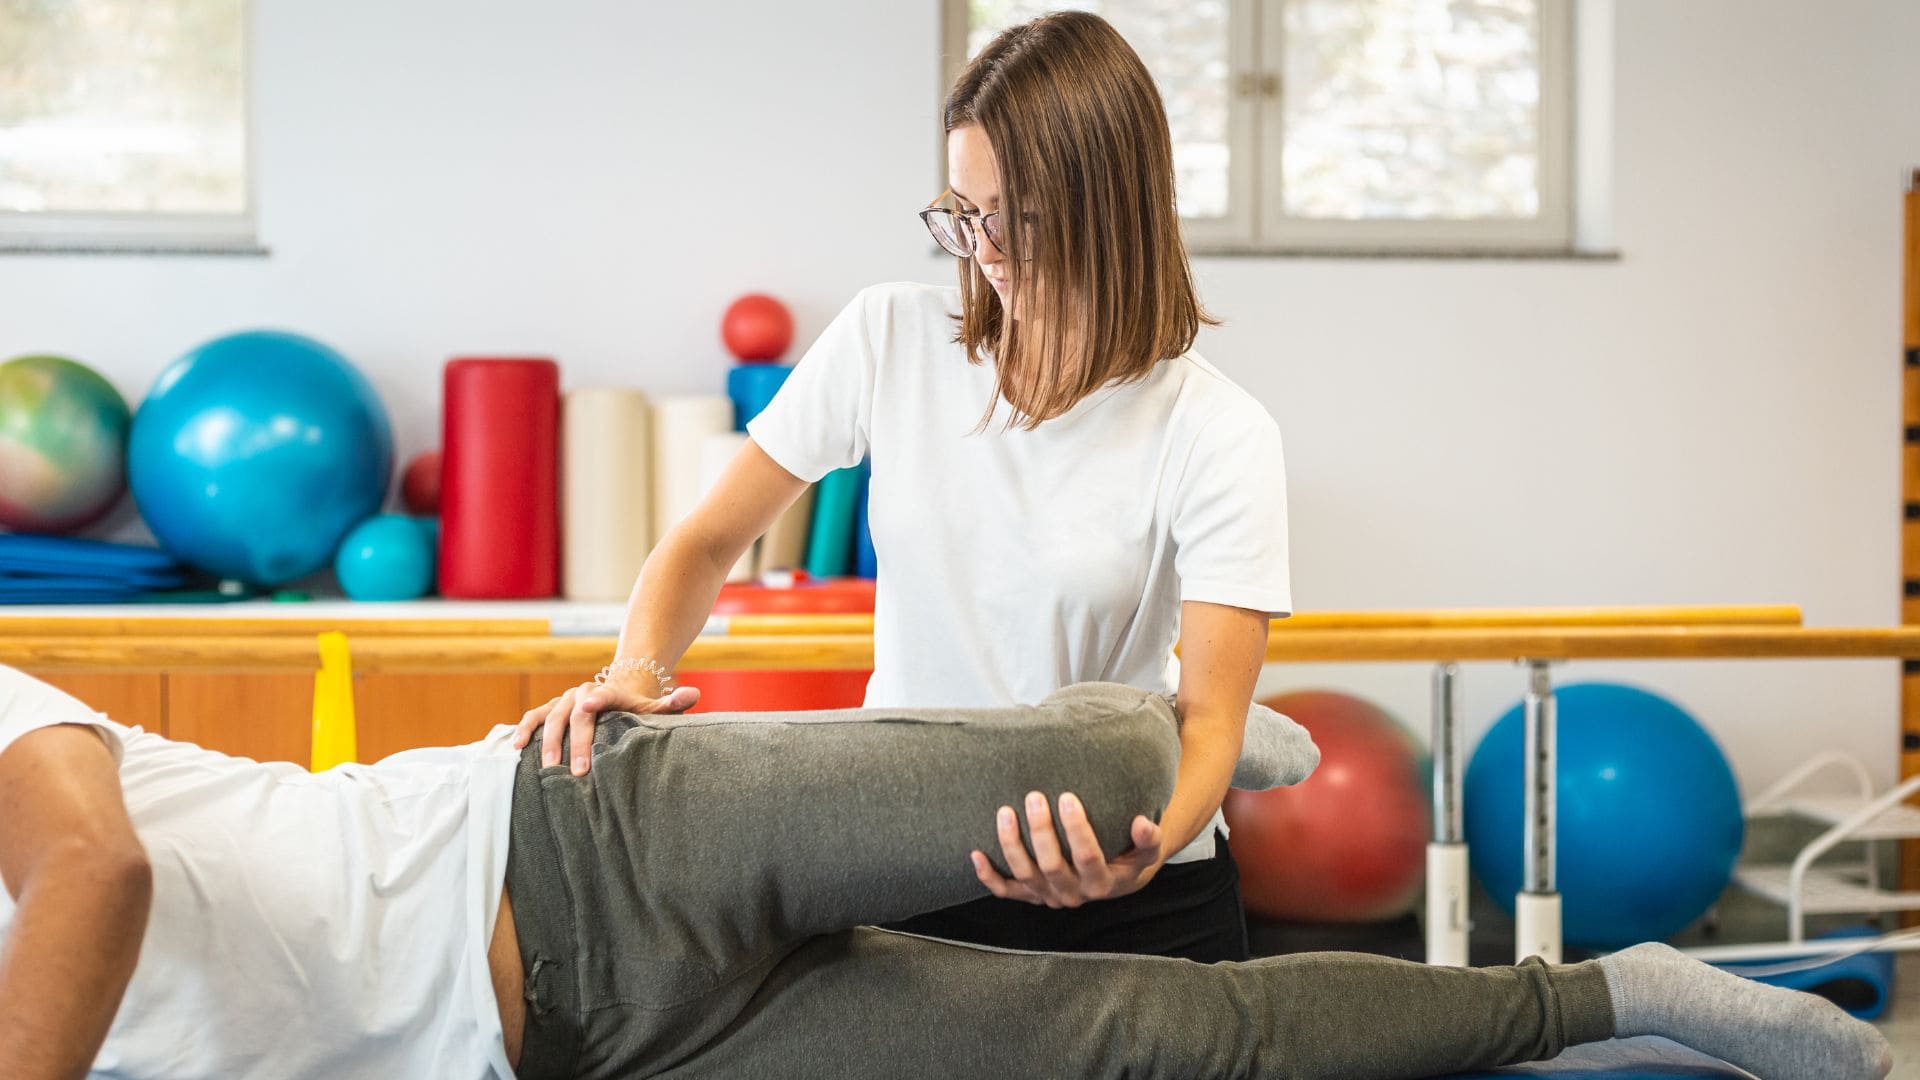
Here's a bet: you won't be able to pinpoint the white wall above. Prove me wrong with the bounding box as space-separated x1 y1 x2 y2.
3 0 1916 792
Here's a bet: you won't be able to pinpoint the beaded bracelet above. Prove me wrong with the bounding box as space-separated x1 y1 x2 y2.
596 656 674 693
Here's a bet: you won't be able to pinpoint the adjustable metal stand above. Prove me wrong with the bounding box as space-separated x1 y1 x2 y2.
1514 660 1562 964
1425 663 1470 966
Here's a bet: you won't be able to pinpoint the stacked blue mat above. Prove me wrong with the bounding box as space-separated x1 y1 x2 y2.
1720 927 1898 1021
0 535 188 603
1447 1036 1747 1077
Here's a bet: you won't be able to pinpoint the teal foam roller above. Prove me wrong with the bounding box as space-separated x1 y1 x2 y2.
805 465 862 578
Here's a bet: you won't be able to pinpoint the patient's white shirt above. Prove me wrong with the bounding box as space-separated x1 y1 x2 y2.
748 282 1292 863
0 666 518 1079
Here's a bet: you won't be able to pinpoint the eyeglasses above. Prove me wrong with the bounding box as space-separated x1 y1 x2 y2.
919 189 1031 260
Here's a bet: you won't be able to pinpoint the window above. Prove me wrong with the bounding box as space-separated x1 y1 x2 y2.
945 0 1573 254
0 0 253 252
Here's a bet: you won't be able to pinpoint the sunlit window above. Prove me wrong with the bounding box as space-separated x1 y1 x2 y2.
0 0 251 249
969 0 1235 221
952 0 1573 253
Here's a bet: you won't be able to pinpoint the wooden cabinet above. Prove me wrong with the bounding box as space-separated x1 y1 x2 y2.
167 674 312 765
29 670 539 768
524 673 584 712
357 674 526 761
31 673 166 735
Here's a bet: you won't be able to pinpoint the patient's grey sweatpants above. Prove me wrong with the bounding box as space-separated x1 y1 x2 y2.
505 681 1614 1079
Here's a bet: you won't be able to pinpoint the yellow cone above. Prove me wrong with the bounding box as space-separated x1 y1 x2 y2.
310 631 358 771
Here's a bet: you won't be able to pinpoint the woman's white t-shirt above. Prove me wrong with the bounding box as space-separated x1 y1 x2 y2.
747 282 1291 863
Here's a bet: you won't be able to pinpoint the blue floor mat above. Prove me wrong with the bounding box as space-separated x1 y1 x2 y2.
1715 927 1897 1021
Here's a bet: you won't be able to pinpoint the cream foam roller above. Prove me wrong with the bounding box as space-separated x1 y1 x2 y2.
651 395 735 545
562 388 654 601
757 483 815 577
697 431 758 582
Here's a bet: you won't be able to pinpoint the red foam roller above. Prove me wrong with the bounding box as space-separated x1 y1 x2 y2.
439 357 559 598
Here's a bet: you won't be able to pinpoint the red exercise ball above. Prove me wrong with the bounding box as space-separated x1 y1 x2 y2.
1223 690 1429 923
401 450 442 515
722 293 794 362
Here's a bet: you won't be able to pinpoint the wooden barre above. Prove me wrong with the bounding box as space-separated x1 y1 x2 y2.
8 624 1914 675
4 635 865 674
1256 625 1920 663
0 603 1803 641
0 616 554 638
1275 604 1802 631
715 604 1804 637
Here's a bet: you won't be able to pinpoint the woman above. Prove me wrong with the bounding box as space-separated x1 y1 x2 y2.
514 10 1284 963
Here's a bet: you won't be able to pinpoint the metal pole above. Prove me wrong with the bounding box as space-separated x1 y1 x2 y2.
1515 659 1562 963
1432 663 1464 844
1426 662 1470 965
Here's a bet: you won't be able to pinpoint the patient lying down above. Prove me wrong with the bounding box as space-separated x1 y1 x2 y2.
0 668 1888 1079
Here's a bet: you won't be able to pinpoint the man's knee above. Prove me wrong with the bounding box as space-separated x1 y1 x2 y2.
1038 682 1181 821
1039 681 1176 731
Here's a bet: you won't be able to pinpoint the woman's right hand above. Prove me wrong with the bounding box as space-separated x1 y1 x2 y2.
512 677 701 776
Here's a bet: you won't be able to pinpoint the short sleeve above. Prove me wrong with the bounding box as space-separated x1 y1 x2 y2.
1171 412 1292 618
0 665 125 764
746 287 879 483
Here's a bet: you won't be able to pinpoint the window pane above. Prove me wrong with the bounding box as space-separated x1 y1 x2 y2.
1281 0 1539 220
965 0 1232 219
0 0 246 215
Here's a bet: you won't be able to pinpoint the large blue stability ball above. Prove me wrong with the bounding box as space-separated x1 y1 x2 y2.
129 330 393 586
1463 682 1744 949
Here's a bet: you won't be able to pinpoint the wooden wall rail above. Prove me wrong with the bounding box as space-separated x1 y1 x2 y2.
10 624 1917 675
1897 166 1920 907
1256 626 1920 662
8 635 859 674
715 604 1804 637
1270 605 1800 631
0 617 554 638
0 603 1802 643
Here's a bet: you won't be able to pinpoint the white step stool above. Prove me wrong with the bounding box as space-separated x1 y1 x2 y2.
1733 751 1920 942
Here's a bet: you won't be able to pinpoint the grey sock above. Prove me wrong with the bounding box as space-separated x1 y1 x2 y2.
1158 693 1320 791
1233 699 1320 790
1600 942 1891 1080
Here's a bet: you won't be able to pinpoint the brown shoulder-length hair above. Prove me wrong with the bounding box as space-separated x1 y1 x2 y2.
944 10 1218 431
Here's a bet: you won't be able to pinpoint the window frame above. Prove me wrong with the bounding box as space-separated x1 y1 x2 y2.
940 0 1577 256
0 0 260 255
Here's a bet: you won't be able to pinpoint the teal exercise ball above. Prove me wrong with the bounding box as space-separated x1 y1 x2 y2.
335 514 435 601
129 330 393 586
1463 682 1744 949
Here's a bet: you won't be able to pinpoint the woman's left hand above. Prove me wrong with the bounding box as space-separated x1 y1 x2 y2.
970 791 1166 907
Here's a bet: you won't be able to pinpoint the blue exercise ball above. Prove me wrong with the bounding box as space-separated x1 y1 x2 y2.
1463 682 1744 949
335 514 435 601
129 330 393 586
